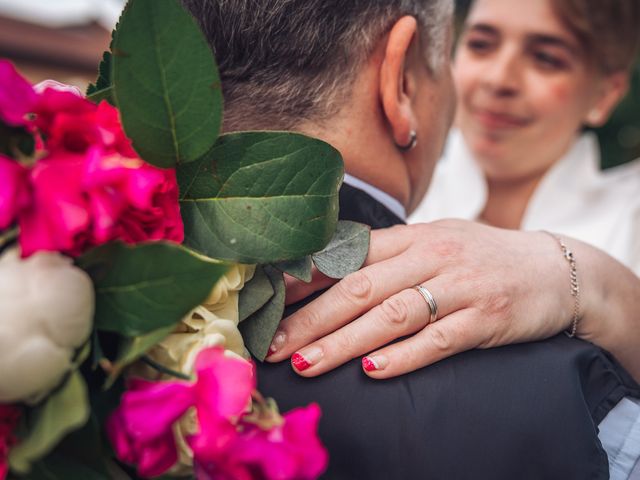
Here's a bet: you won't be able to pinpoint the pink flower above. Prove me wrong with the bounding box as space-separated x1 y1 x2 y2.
106 348 255 478
237 405 328 480
195 405 328 480
0 60 37 127
0 156 30 230
14 146 183 257
0 404 21 480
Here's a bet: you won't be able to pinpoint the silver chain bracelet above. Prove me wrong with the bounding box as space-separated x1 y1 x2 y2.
543 232 581 337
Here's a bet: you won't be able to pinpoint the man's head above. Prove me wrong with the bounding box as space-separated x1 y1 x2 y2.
182 0 455 212
181 0 453 131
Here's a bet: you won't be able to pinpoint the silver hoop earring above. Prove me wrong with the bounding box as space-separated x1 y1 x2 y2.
396 130 417 152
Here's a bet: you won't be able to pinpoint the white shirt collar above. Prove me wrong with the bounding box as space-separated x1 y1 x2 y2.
343 173 407 221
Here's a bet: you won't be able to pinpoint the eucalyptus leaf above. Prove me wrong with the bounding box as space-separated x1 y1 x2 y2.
312 221 370 279
178 131 343 263
77 242 228 337
104 323 178 388
274 256 313 283
238 266 274 322
239 266 285 361
112 0 222 167
9 371 90 474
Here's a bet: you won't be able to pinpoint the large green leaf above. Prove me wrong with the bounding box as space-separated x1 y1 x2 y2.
112 0 222 167
178 132 344 263
312 221 370 278
239 266 286 361
86 51 112 97
77 242 228 337
10 371 90 474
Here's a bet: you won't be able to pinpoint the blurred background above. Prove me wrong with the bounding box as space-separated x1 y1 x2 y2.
1 0 638 168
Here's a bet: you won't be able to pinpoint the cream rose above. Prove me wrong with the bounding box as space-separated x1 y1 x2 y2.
131 262 256 473
0 248 94 404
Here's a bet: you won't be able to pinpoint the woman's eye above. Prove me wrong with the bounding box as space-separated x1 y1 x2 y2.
533 51 569 70
465 38 493 53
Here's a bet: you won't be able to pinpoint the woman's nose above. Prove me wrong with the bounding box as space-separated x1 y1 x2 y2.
481 47 521 97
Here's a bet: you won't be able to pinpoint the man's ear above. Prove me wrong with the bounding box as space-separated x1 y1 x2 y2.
379 16 420 148
584 71 629 127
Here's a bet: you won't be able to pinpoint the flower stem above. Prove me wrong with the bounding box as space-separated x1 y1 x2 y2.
140 355 192 381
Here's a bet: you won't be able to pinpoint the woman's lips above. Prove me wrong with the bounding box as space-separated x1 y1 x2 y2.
473 109 531 129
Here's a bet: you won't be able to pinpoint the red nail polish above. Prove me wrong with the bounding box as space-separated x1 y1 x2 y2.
292 352 311 371
362 357 378 372
265 345 277 358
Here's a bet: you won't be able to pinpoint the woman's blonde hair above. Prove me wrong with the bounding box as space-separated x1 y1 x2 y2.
550 0 640 73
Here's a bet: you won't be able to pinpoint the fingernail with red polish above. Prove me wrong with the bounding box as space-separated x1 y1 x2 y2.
362 355 388 372
266 331 286 358
291 347 323 372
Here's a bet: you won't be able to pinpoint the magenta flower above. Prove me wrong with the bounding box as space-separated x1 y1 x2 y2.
0 60 37 127
0 155 30 230
194 404 328 480
106 348 255 478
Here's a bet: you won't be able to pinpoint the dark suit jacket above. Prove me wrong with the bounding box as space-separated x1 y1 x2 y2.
257 184 639 480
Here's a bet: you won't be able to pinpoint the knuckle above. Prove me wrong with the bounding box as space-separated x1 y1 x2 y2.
429 323 455 353
379 296 410 327
338 270 373 302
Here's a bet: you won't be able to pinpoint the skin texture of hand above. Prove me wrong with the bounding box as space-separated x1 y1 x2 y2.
268 220 640 383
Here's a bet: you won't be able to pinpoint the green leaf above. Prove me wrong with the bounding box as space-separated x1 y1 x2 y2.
86 51 112 96
77 242 228 337
312 221 370 279
274 256 313 283
23 414 113 480
86 86 114 106
112 0 222 167
178 131 343 263
238 266 275 322
104 323 177 388
239 266 285 361
9 371 90 474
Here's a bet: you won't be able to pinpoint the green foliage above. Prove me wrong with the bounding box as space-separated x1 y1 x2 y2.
78 242 228 337
178 131 343 264
10 372 90 474
312 221 370 279
238 267 275 323
112 0 223 168
21 414 113 480
274 256 313 283
239 266 286 361
86 51 112 97
104 323 178 388
592 60 640 168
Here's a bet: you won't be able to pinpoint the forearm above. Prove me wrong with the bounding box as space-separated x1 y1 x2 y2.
573 238 640 383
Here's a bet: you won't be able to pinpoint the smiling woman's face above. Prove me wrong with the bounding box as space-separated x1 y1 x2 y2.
454 0 610 181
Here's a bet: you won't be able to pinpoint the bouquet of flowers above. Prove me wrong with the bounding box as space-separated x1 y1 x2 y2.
0 1 370 478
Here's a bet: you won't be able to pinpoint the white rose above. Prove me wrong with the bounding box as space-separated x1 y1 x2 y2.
129 263 255 474
0 248 94 404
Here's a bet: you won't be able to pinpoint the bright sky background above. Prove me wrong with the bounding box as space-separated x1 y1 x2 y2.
0 0 124 29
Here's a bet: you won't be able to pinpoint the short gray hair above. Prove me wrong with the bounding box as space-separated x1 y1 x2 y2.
181 0 454 131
